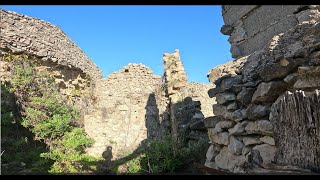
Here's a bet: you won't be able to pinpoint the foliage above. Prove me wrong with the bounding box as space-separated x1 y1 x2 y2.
119 135 207 174
40 128 96 173
1 85 52 174
1 53 96 174
121 154 145 174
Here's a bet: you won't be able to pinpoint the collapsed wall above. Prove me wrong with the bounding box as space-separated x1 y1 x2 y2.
205 5 320 173
84 64 166 158
162 50 215 149
85 51 216 160
0 9 102 80
0 9 102 117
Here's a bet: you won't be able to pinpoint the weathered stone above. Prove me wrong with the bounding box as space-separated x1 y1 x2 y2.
246 104 270 120
216 120 236 129
242 146 252 155
203 116 223 128
237 88 256 106
228 136 245 155
0 9 102 80
251 81 287 103
259 136 275 145
212 104 227 117
216 92 236 105
296 9 320 24
243 137 263 146
293 66 320 89
230 109 247 122
204 161 219 169
253 144 277 165
245 120 273 135
258 58 304 82
248 149 264 167
237 15 298 57
189 120 206 131
283 73 299 85
215 146 247 172
228 26 247 44
231 44 243 58
192 112 204 120
208 130 229 145
222 5 258 26
243 5 302 38
206 143 223 162
208 87 224 98
220 24 234 35
220 75 243 90
228 122 247 136
227 102 238 110
207 58 246 83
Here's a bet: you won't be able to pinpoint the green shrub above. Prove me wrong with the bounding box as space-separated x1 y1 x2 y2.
141 135 188 173
1 53 97 174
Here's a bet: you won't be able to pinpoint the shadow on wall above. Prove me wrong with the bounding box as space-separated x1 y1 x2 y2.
96 92 209 174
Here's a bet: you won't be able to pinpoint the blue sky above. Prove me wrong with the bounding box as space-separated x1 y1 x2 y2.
1 5 232 83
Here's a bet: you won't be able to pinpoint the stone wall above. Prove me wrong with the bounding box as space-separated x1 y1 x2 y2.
84 63 166 159
162 50 215 149
0 9 102 80
84 51 216 160
221 5 312 58
205 5 320 173
0 9 101 120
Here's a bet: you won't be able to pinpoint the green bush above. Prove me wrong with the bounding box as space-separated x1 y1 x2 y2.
1 53 97 174
141 135 183 173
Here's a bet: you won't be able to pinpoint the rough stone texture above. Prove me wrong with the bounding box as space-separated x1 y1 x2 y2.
0 9 102 80
260 136 275 146
253 144 277 165
208 86 223 98
205 5 320 173
215 92 236 105
246 104 270 120
163 49 187 95
163 50 215 147
228 122 247 136
215 146 247 172
216 120 235 129
222 5 259 26
84 64 165 158
243 5 303 38
222 6 306 58
251 81 287 103
293 66 320 90
237 88 256 106
228 136 244 155
208 130 229 146
204 116 222 128
242 137 263 146
207 57 246 83
270 90 320 172
206 143 223 162
245 120 273 136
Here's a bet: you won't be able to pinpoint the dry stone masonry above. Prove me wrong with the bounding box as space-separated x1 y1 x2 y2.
84 64 166 158
162 50 215 147
0 9 102 80
85 50 215 160
0 9 102 118
205 5 320 173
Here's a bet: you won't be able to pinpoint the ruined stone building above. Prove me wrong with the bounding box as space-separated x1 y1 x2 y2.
1 5 320 174
205 5 320 173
